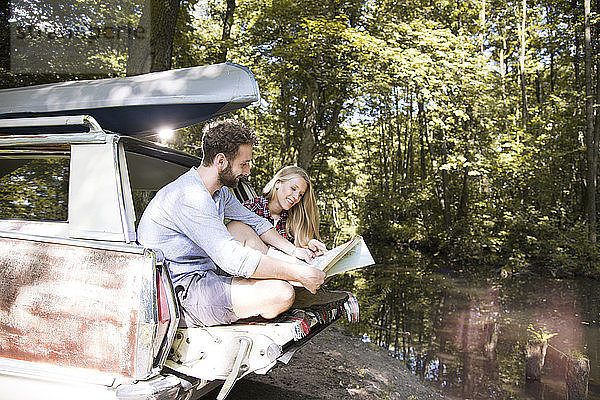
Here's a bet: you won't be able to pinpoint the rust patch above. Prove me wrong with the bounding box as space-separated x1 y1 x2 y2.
0 237 152 378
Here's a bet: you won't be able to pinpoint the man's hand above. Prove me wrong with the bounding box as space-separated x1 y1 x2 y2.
307 239 327 256
292 247 315 263
297 264 326 294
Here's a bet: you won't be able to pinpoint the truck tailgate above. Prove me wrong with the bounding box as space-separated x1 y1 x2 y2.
0 236 159 382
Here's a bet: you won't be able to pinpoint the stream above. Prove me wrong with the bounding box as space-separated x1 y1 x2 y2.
345 258 600 399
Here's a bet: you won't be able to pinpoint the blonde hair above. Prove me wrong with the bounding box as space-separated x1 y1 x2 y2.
263 166 320 247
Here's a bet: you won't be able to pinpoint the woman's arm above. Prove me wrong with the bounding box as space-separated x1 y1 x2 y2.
260 227 315 263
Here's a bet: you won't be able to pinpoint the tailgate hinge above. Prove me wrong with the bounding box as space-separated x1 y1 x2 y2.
216 336 252 400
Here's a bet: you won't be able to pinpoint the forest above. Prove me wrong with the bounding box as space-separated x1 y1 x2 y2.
1 0 600 278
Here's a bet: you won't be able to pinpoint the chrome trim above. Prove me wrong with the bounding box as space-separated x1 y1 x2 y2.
112 137 135 243
0 116 106 146
153 259 181 369
0 115 96 129
0 230 145 254
0 357 116 387
0 150 69 156
0 133 107 146
115 374 184 400
117 141 137 242
133 251 159 380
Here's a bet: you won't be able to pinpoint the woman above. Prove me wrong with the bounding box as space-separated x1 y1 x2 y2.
243 166 327 255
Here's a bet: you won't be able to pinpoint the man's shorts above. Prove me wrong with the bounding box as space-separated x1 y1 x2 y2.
174 270 238 327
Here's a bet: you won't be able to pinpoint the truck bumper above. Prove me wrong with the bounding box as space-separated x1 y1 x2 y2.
116 374 183 400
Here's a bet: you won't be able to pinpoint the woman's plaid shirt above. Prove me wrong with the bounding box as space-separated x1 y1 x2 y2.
243 196 292 242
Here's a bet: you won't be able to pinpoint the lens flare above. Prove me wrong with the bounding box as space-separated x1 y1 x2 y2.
157 127 174 142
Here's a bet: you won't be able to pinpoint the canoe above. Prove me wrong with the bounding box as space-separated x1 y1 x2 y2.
0 63 260 135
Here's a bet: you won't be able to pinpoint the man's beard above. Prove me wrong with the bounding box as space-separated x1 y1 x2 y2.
218 164 241 187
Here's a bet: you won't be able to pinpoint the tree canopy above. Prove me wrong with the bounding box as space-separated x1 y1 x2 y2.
2 0 600 277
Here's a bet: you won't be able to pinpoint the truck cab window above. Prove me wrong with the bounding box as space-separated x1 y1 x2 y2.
124 150 188 227
0 156 70 221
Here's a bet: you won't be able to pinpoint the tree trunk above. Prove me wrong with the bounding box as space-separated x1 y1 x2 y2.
457 167 469 220
565 356 590 400
525 340 548 380
595 45 600 169
573 0 581 89
584 0 597 242
550 51 555 93
422 102 449 224
439 135 451 228
418 99 428 180
280 82 292 167
479 0 486 54
394 87 403 193
535 71 541 103
419 128 426 180
298 80 319 170
499 33 507 99
380 120 389 191
547 5 555 93
216 0 236 63
0 1 9 72
127 0 181 75
406 121 414 185
518 0 528 127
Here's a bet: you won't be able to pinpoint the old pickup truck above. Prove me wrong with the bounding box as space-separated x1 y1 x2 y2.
0 63 357 400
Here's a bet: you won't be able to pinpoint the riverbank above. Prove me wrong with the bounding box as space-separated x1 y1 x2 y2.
208 323 446 400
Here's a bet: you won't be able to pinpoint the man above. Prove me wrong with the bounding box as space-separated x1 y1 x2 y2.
137 119 325 327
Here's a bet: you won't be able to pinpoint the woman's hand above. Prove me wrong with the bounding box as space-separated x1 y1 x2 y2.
307 239 328 256
292 246 315 263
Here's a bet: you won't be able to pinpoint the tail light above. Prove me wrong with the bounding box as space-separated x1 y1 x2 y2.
152 265 179 367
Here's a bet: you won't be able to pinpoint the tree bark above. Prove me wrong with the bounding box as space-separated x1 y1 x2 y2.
547 5 555 93
499 33 507 99
418 99 428 179
584 0 597 242
518 0 528 127
565 356 590 400
457 167 469 220
127 0 181 75
525 340 548 380
406 120 414 185
573 0 581 89
216 0 236 63
422 101 449 224
280 81 293 167
439 135 451 228
298 80 319 170
394 87 403 192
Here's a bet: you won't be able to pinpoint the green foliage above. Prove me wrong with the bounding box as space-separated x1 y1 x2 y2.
0 157 70 221
5 0 600 277
527 324 557 343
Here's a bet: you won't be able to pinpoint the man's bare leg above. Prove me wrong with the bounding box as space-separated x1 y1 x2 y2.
231 277 294 319
227 221 295 319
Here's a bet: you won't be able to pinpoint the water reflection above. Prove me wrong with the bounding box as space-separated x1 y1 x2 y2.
337 253 600 399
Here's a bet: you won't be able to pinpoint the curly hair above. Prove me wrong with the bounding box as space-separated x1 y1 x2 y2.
201 119 258 166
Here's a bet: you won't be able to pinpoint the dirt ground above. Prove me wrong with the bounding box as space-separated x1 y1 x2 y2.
205 323 446 400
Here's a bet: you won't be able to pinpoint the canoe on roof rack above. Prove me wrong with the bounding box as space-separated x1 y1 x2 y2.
0 62 260 135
